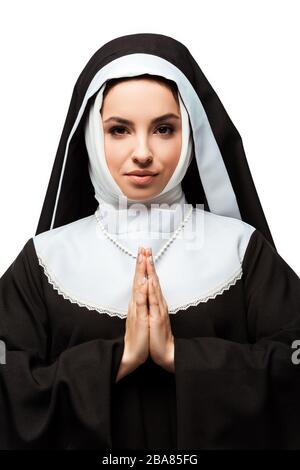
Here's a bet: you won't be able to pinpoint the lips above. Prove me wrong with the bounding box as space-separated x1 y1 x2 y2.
126 171 158 176
126 174 157 185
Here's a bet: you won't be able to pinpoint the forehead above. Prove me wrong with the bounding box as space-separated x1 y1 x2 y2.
101 79 179 117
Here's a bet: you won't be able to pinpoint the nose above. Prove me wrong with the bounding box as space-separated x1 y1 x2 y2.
132 154 153 166
132 135 153 166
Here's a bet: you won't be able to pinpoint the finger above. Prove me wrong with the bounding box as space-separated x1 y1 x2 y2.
133 247 148 312
145 254 160 293
152 274 166 314
145 249 163 298
135 278 148 318
145 247 156 277
133 246 147 287
146 256 168 314
144 249 167 314
148 276 160 318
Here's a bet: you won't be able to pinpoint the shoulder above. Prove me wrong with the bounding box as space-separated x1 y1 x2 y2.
193 208 257 264
241 224 300 282
32 214 95 258
0 236 46 304
33 214 95 243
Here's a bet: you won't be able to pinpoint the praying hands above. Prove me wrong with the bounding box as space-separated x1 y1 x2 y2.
143 247 175 373
115 246 175 383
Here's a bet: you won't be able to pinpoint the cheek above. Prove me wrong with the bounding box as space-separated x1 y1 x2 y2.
103 140 127 172
157 136 181 170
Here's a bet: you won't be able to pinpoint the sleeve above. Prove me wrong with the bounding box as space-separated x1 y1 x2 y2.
0 239 125 450
174 229 300 450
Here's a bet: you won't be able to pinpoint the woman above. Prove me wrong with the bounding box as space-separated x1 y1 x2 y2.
1 32 300 450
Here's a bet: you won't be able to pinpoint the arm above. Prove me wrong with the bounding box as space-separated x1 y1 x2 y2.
174 229 300 449
0 239 124 449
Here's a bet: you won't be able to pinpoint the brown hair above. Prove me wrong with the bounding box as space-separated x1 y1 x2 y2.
102 73 179 106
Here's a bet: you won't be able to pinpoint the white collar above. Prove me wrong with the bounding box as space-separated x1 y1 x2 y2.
33 206 255 319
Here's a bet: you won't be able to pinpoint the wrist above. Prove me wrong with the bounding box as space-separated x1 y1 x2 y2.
162 337 175 373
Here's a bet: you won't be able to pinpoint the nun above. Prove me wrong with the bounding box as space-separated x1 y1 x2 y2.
1 32 300 450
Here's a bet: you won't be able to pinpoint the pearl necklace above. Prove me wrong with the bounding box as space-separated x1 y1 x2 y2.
95 203 193 263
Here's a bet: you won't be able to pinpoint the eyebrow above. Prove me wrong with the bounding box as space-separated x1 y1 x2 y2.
103 113 180 125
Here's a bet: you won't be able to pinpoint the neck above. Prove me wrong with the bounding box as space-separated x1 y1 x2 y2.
96 188 189 235
96 183 184 209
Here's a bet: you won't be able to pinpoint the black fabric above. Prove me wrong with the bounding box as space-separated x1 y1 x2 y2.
0 239 125 449
175 229 300 449
1 33 298 450
1 230 300 449
34 33 275 249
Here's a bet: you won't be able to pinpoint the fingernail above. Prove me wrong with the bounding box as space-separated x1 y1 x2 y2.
138 253 143 263
148 247 152 255
138 246 142 254
149 255 154 265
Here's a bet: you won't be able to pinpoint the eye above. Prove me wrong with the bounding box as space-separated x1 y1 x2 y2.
108 124 175 137
108 126 128 136
155 125 175 136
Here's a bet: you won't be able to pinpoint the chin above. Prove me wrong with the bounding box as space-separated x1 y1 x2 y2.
126 191 155 200
121 187 159 201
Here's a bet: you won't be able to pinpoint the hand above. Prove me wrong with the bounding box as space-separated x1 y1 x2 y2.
144 248 175 373
123 247 150 371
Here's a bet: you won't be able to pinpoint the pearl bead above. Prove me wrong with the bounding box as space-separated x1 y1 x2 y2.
95 204 193 262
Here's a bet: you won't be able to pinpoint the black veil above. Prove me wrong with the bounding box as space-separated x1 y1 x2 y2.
35 33 275 249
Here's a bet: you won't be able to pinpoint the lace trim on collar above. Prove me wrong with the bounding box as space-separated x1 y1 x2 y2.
37 255 243 319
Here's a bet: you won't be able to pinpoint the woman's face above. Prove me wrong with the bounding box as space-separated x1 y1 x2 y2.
101 79 182 201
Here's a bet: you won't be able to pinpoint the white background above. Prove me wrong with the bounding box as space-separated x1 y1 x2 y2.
0 0 299 276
